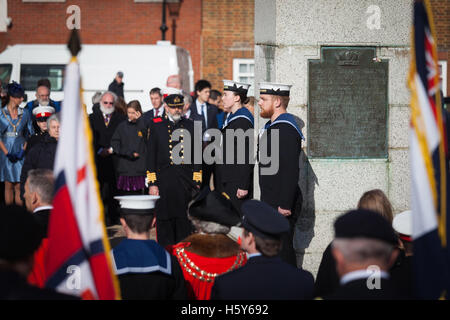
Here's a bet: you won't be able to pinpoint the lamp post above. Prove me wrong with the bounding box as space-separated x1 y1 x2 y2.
167 0 182 45
160 0 168 40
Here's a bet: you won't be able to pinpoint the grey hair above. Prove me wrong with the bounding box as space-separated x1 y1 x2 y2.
46 113 60 129
188 215 230 235
183 93 193 105
100 91 118 103
27 169 54 205
332 238 394 264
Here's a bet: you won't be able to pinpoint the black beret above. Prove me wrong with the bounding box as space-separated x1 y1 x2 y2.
334 209 398 245
188 188 241 227
0 205 42 261
241 200 289 239
164 94 184 108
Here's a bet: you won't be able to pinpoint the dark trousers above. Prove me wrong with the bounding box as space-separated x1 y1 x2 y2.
156 217 193 248
100 179 120 226
217 181 252 216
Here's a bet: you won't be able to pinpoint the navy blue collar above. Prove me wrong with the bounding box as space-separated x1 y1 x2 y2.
111 239 172 276
223 107 254 128
264 113 305 140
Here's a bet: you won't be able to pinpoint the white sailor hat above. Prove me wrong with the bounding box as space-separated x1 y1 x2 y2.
222 80 250 94
259 82 292 96
32 105 55 119
114 195 160 216
162 87 183 98
393 210 412 242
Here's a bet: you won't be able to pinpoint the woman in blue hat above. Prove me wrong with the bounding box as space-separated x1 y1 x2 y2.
0 82 34 205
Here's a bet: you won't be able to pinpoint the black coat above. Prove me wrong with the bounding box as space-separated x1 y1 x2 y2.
33 208 51 239
0 270 78 300
211 255 314 300
20 135 57 199
323 277 405 300
143 108 165 127
108 79 124 98
259 121 302 212
89 110 126 182
25 130 48 155
110 118 148 177
215 115 254 211
188 101 219 131
146 116 202 219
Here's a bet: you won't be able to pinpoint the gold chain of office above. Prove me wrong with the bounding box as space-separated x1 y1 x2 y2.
175 247 246 283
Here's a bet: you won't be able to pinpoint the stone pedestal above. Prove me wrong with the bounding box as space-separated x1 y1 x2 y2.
254 0 412 277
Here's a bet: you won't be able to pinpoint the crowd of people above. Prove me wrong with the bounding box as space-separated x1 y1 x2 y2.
0 73 416 300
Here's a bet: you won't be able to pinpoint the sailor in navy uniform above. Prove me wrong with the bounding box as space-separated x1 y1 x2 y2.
211 200 314 300
215 80 254 213
257 82 305 267
111 195 187 300
146 94 202 247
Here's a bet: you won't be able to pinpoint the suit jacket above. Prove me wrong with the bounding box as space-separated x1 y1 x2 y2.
188 101 219 131
33 208 51 239
211 255 314 300
323 277 405 300
143 108 165 127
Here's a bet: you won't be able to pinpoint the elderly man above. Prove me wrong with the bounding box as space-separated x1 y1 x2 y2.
25 79 61 115
89 91 126 226
23 169 54 287
324 209 403 300
108 71 124 99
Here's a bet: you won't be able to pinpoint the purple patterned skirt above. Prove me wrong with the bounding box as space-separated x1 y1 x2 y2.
117 176 146 191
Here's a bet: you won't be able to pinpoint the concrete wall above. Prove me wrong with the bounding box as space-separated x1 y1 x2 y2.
254 0 412 277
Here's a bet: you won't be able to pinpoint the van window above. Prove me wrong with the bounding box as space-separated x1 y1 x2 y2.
20 64 65 91
0 64 12 87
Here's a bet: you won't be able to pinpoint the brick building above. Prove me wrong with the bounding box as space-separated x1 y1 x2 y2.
0 0 255 93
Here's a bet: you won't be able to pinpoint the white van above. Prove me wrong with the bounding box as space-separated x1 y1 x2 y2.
0 41 194 113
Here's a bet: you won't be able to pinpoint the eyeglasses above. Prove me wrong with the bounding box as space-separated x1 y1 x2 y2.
102 101 114 105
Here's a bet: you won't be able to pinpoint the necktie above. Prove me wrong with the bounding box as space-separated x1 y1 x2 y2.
201 104 207 129
104 114 111 127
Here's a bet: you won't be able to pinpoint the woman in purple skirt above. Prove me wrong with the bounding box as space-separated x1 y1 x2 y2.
111 100 148 195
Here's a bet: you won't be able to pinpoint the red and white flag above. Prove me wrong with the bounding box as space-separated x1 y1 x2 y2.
44 31 120 300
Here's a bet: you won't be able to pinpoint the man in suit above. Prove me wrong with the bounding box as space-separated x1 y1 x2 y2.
143 87 165 124
211 200 314 300
258 82 305 267
89 91 126 226
188 80 219 188
23 168 54 287
0 204 78 300
323 209 404 300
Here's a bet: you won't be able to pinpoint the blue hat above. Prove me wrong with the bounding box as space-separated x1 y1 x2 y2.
241 200 289 239
7 81 25 98
334 209 398 245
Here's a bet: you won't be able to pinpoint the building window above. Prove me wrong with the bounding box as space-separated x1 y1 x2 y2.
233 59 254 96
438 60 447 97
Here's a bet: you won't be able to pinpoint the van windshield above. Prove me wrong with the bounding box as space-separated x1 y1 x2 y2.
0 64 12 88
20 64 65 91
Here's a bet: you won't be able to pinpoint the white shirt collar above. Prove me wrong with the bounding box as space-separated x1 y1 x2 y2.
33 205 53 213
340 269 390 285
153 107 163 117
246 252 262 259
196 99 206 114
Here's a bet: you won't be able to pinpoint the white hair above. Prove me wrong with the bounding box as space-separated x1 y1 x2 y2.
188 215 230 235
332 238 394 264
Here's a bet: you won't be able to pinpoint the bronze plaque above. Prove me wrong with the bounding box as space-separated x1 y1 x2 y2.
308 47 388 158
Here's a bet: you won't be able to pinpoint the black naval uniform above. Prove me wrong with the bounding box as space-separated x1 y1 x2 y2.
215 107 254 213
111 239 187 300
147 115 202 247
258 113 304 266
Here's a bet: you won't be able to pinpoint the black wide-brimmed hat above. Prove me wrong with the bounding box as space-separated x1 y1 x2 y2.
188 188 241 227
